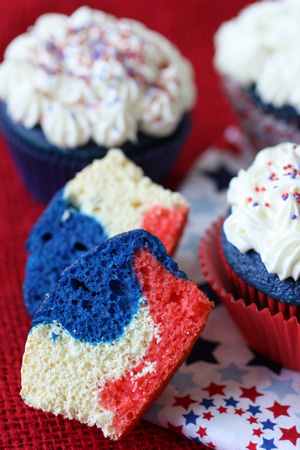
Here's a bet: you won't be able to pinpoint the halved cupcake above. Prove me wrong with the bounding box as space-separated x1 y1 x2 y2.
21 229 212 440
23 149 189 317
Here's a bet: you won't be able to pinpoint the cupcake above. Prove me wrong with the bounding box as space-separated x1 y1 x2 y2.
214 0 300 151
200 142 300 371
23 148 189 317
0 6 196 204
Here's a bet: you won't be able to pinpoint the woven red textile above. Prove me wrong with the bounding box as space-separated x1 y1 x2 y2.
0 1 252 449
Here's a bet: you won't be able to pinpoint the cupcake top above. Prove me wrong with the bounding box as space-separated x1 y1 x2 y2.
0 6 195 149
224 142 300 281
214 0 300 113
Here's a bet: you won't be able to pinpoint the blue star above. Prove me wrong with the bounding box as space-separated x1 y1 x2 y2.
199 398 215 410
145 403 165 421
263 377 298 401
224 397 239 407
201 166 235 191
247 405 262 416
186 337 220 365
188 192 224 215
169 370 198 394
261 419 276 431
198 282 221 306
217 363 249 383
179 229 202 253
190 436 203 443
183 410 200 425
260 437 277 449
248 350 282 375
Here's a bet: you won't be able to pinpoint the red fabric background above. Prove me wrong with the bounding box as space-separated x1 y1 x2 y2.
0 1 254 449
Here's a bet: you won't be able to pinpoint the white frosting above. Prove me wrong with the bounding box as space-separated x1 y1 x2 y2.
0 6 196 149
214 0 300 113
224 142 300 281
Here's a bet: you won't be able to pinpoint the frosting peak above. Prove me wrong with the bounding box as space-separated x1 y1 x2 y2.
224 142 300 281
214 0 300 113
0 6 195 149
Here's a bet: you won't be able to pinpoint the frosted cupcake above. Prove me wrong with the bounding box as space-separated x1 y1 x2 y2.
221 142 300 312
214 0 300 151
0 6 195 203
200 142 300 370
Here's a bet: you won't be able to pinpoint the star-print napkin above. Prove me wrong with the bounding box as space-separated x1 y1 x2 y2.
144 126 300 450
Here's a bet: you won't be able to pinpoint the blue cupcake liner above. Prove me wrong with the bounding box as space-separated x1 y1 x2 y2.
0 102 191 204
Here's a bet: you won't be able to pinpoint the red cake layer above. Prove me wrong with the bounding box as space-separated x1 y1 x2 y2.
98 248 212 439
142 206 189 256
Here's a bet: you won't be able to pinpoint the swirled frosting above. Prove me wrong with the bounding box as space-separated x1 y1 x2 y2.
224 142 300 281
0 7 196 149
214 0 300 113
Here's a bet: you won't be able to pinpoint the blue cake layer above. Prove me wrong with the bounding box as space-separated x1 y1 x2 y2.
23 189 107 317
32 229 188 344
221 227 300 305
246 85 300 128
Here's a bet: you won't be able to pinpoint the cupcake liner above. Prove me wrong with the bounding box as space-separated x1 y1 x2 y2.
1 127 89 205
0 103 191 204
222 77 300 151
125 113 191 186
199 216 300 371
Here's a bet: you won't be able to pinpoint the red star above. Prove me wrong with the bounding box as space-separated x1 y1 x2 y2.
172 394 198 410
267 401 290 419
247 416 258 424
239 386 263 403
203 382 226 397
217 406 227 414
197 426 207 438
246 442 258 450
203 411 214 421
279 426 300 446
252 428 263 437
207 442 216 449
234 408 245 416
167 422 184 437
